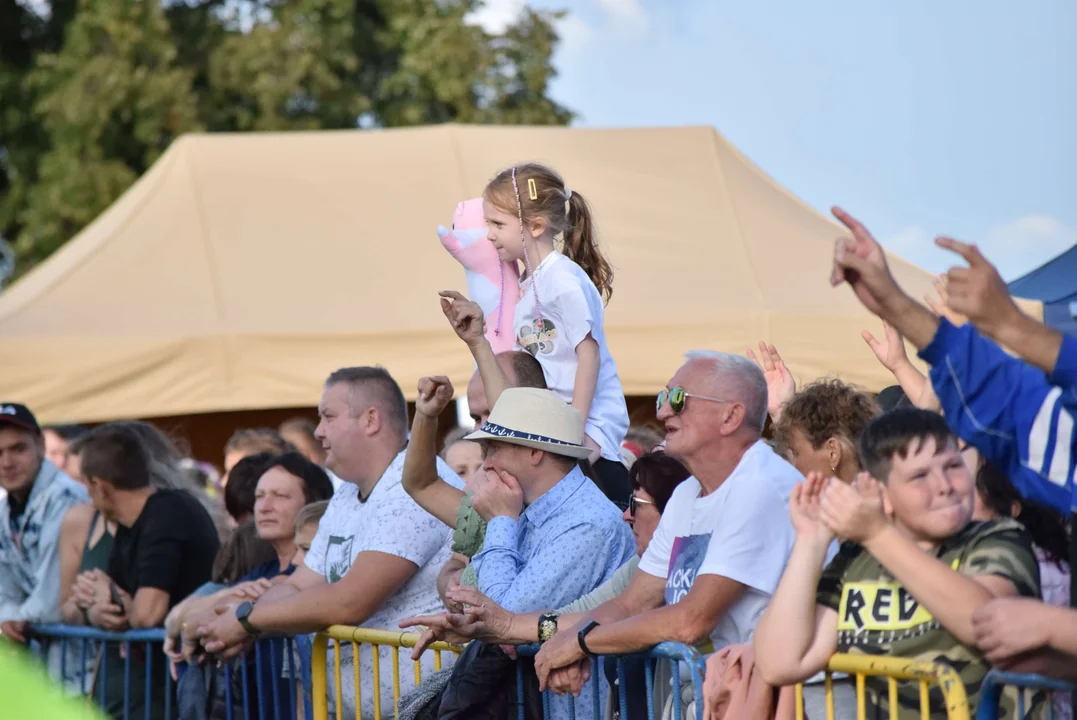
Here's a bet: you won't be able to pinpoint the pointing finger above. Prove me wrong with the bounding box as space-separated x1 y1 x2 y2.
934 236 987 267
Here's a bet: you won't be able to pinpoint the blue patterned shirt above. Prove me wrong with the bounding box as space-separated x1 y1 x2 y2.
472 465 635 614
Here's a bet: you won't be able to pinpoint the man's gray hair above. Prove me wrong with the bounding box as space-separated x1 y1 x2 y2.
683 350 769 432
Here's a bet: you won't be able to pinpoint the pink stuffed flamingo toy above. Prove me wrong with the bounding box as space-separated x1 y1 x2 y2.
437 198 520 354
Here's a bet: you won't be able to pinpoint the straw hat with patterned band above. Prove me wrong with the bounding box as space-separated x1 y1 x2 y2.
465 388 591 460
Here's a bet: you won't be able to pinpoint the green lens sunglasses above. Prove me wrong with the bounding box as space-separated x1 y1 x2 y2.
656 386 732 414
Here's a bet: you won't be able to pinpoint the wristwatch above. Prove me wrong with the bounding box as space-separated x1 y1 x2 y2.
235 600 259 636
577 620 600 657
537 613 559 643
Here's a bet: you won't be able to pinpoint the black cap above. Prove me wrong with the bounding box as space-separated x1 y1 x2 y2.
0 403 41 434
876 385 913 413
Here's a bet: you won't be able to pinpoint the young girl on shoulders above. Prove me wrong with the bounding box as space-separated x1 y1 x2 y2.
441 163 630 505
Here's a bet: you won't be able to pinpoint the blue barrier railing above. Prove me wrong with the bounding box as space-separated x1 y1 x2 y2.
975 669 1076 720
29 624 314 720
515 641 706 720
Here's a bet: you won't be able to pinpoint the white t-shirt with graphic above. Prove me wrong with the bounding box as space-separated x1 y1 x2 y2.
305 451 463 717
514 251 628 462
638 440 815 652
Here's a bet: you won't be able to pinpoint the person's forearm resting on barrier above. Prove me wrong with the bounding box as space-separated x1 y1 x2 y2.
531 570 743 693
402 558 639 657
973 596 1077 677
200 553 420 658
754 535 838 686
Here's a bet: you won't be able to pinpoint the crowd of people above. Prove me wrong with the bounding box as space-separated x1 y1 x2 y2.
0 161 1074 720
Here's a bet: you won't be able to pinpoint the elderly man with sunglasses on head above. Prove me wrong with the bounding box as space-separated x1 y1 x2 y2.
532 350 821 700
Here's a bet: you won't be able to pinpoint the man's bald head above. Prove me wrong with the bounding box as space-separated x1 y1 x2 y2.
466 351 547 429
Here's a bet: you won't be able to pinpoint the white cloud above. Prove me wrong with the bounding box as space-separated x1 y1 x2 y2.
883 216 1077 281
597 0 649 31
556 14 595 55
465 0 526 34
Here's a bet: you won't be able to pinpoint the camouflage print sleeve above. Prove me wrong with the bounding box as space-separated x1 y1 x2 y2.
816 541 862 611
959 518 1041 598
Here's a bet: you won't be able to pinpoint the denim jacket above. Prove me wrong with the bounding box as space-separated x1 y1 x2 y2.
0 460 88 623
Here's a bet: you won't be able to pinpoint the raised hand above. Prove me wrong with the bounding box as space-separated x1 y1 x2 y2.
415 376 455 419
789 472 835 546
439 290 487 348
829 207 902 319
471 469 524 521
819 472 887 544
861 322 909 373
925 276 968 327
746 342 795 421
935 237 1021 338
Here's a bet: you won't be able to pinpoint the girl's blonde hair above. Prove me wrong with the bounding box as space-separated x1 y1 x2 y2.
484 163 614 303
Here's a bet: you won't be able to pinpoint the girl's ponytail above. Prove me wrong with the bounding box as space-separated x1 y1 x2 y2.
565 190 614 304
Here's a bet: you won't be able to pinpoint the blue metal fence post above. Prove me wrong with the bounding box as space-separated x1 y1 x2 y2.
269 640 282 720
163 650 172 720
98 640 108 709
144 641 152 720
225 664 235 720
644 657 656 720
241 655 251 720
123 641 132 720
81 638 89 695
285 638 297 720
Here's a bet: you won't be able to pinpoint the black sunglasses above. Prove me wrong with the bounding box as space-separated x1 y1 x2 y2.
629 494 655 517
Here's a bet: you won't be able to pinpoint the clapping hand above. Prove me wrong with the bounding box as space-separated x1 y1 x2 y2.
789 472 836 547
819 472 888 545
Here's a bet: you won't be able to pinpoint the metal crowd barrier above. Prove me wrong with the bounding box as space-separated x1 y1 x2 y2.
310 627 706 720
514 640 706 720
311 627 462 720
29 624 313 720
794 653 971 720
975 669 1076 720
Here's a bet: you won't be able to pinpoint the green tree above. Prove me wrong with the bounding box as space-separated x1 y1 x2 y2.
13 0 200 274
0 0 573 279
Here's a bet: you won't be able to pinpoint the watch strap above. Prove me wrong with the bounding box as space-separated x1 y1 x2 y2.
577 620 600 657
236 601 258 636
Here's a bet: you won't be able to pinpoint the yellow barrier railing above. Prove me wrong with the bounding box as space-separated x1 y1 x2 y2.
311 626 462 720
795 653 970 720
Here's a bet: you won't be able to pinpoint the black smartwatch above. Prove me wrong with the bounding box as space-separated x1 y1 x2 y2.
235 600 259 636
577 620 600 657
537 613 559 643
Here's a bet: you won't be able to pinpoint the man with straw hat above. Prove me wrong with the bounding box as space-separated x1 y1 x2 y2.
430 381 634 719
448 383 634 613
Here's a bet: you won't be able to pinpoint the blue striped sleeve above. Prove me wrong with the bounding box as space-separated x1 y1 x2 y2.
920 319 1076 514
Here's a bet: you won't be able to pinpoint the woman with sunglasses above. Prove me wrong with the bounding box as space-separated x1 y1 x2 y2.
401 451 689 652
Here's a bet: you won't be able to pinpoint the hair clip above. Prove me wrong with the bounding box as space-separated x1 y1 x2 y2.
527 178 538 201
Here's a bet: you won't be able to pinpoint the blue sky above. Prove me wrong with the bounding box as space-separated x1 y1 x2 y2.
471 0 1077 281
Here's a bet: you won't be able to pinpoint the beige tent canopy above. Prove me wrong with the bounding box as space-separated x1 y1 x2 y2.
0 124 1032 423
